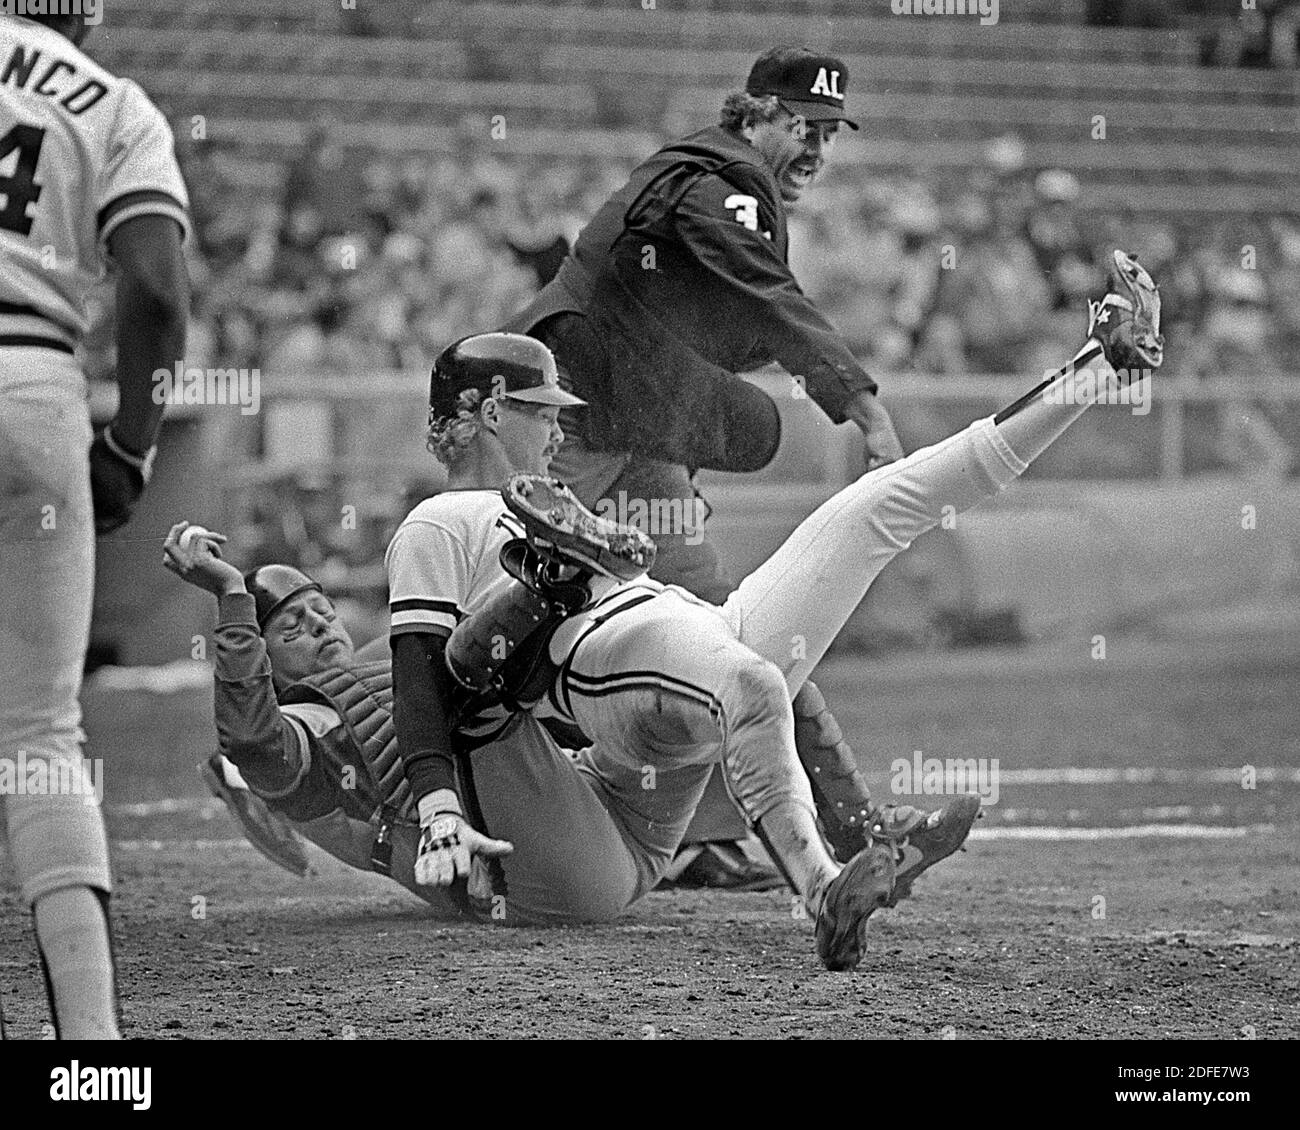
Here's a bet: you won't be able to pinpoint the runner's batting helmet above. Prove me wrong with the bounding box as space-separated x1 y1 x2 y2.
244 565 323 629
429 332 584 419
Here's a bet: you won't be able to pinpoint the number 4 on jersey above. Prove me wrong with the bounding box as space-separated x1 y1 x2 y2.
0 124 47 236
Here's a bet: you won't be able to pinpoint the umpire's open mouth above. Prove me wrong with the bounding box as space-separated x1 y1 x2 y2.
785 158 821 193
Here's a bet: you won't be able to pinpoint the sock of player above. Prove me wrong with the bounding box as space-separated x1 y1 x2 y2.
993 341 1113 465
755 800 840 918
33 886 121 1040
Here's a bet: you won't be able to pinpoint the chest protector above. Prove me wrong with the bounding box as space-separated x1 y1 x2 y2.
280 661 413 821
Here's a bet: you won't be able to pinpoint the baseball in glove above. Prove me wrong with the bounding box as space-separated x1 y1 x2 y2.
1087 249 1164 375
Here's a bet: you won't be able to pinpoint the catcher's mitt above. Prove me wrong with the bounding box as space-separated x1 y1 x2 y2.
200 755 310 877
1087 249 1164 373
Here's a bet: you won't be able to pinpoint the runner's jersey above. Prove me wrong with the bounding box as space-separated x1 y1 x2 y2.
0 15 188 348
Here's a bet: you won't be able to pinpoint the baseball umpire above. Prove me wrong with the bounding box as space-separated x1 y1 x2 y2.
0 9 189 1037
505 46 921 881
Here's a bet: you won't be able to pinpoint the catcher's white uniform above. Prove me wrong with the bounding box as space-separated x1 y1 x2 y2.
0 14 188 1034
388 417 1027 922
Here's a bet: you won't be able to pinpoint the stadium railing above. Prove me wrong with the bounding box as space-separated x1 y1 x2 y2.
208 370 1299 493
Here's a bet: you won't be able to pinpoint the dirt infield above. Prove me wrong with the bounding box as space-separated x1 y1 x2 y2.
2 635 1298 1039
1 836 1294 1040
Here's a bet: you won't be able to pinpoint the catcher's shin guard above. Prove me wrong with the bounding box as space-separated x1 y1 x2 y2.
445 538 596 710
792 681 877 862
792 684 981 901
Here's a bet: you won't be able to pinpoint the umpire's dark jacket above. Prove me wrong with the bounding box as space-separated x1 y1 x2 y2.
505 126 878 473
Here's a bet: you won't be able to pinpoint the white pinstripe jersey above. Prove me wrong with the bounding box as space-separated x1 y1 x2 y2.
386 490 528 638
385 489 673 642
0 16 188 347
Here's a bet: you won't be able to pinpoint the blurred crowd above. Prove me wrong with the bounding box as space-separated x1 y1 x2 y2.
145 121 1298 593
1197 0 1300 67
153 126 625 380
1087 0 1300 67
149 124 1299 391
80 115 1297 591
791 137 1300 387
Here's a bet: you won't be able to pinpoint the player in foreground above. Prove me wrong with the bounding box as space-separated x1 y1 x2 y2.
181 253 1158 970
0 10 189 1037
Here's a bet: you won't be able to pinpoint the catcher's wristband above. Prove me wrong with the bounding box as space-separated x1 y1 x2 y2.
417 788 463 825
103 424 157 485
420 815 463 853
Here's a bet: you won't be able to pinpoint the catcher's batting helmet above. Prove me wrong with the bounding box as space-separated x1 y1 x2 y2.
429 332 585 419
244 565 323 630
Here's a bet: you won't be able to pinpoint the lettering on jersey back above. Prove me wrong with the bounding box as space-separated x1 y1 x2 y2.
1 45 107 115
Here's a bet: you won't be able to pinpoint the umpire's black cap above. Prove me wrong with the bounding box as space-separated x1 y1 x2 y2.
745 47 859 130
244 565 323 630
429 332 585 419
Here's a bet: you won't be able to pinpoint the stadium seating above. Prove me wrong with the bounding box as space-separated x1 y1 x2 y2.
92 0 1296 218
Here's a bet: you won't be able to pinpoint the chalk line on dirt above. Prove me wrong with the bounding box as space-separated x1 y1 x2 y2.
968 824 1272 841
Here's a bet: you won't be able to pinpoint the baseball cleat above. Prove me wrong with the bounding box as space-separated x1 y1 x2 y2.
1087 249 1164 376
882 794 982 907
503 473 656 580
814 838 896 972
200 753 310 877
